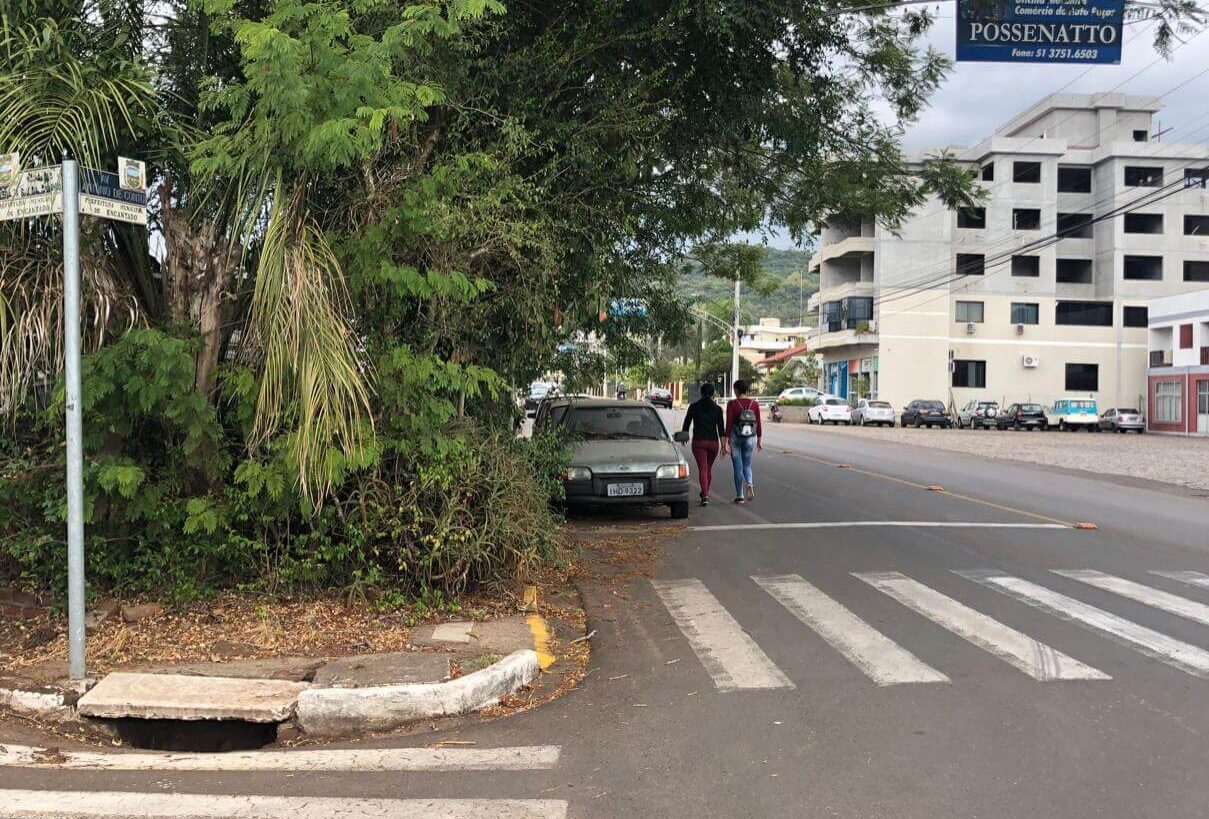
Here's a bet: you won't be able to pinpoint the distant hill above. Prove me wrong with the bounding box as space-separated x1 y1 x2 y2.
679 247 817 326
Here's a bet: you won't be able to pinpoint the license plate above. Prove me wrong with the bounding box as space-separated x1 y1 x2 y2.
607 482 645 497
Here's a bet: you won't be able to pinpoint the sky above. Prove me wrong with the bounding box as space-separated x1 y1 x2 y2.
750 9 1209 250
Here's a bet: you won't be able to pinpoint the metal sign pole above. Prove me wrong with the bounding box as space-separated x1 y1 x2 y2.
62 158 86 681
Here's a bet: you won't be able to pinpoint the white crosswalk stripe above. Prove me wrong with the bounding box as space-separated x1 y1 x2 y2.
0 744 560 772
652 578 793 691
958 570 1209 679
1150 570 1209 591
855 571 1110 681
1055 570 1209 627
0 791 568 819
753 573 948 685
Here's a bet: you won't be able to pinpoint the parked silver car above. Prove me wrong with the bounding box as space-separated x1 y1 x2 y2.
1100 407 1145 433
852 399 895 427
553 400 691 519
956 399 1000 429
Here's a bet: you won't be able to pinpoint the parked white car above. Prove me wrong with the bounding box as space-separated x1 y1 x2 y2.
808 397 852 425
852 399 894 427
778 386 827 402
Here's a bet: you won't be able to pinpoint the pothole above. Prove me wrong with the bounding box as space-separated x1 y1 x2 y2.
106 718 278 752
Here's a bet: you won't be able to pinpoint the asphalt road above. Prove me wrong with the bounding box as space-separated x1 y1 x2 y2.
6 416 1209 818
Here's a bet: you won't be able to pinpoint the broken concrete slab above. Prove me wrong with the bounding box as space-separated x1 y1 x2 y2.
430 621 474 643
465 618 534 655
312 652 450 689
77 672 307 723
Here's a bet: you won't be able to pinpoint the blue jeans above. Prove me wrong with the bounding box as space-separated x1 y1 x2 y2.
729 434 756 498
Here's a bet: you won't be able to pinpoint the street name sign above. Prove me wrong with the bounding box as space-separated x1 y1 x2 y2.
80 166 148 225
0 165 63 220
956 0 1125 64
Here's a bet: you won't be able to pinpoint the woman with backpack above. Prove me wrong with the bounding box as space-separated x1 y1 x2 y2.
681 383 726 506
723 380 763 503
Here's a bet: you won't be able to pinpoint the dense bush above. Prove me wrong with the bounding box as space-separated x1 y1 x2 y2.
778 397 822 407
0 329 567 605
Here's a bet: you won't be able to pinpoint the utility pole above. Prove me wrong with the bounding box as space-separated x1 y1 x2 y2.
731 276 741 395
62 158 86 681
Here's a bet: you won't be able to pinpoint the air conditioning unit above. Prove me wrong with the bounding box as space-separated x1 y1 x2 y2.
965 322 976 335
1016 323 1025 336
1022 354 1040 369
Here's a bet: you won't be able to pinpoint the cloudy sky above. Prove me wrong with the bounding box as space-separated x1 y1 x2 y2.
753 10 1209 249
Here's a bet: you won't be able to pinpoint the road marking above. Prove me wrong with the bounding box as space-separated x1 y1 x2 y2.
778 449 1078 527
958 570 1209 679
0 744 560 772
1151 570 1209 591
0 791 567 819
856 571 1109 681
1055 570 1209 627
752 574 948 685
688 521 1069 532
651 578 793 691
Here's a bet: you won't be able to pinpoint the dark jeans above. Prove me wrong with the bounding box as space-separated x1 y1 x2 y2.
690 440 720 498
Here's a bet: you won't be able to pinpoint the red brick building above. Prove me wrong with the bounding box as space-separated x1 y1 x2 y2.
1146 290 1209 435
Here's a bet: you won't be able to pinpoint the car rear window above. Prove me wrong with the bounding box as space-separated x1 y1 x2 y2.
869 401 891 408
1118 408 1139 414
566 407 666 441
978 402 998 408
923 402 945 410
825 398 845 406
1021 404 1042 412
1071 400 1095 408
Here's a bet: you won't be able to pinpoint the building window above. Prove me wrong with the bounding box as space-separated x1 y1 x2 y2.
1124 255 1163 281
1123 213 1163 234
955 300 984 323
1186 169 1209 189
1133 129 1149 142
956 253 985 276
1181 324 1194 349
1065 363 1099 392
1011 302 1039 325
1057 212 1093 238
1186 261 1209 282
1013 208 1041 230
1185 215 1209 235
1011 255 1040 277
1056 258 1093 284
844 296 873 329
1123 306 1148 327
1056 301 1112 326
952 360 987 389
822 301 842 332
1155 381 1182 423
1124 166 1163 187
1057 166 1092 193
981 163 994 181
957 207 986 229
1013 161 1042 183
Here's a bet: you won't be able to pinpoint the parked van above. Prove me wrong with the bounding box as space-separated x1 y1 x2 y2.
1050 398 1099 431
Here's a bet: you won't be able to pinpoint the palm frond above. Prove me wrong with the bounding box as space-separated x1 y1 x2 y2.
244 185 373 502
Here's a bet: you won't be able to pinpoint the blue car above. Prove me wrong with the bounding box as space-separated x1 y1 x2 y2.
1050 398 1099 431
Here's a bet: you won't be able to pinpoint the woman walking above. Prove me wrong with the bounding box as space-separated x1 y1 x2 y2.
681 384 726 506
723 380 762 503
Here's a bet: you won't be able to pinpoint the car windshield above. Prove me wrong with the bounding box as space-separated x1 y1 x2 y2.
869 401 891 408
566 406 667 441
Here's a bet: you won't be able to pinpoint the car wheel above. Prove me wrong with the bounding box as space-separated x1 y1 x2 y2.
670 501 690 520
1059 421 1067 432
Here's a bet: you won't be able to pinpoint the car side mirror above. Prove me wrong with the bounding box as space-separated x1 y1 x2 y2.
673 430 690 443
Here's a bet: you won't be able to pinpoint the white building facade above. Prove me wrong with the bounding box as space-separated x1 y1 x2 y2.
809 93 1209 412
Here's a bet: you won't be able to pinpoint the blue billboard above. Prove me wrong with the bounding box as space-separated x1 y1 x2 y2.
956 0 1124 64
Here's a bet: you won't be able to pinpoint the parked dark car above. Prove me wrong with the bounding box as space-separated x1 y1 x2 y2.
996 402 1049 431
1100 407 1145 433
648 387 674 409
901 400 951 428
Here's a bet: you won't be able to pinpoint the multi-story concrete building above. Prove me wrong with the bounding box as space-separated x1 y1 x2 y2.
736 317 810 365
809 93 1209 412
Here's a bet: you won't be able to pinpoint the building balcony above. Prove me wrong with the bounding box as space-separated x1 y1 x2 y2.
821 280 875 303
818 235 874 265
814 322 878 352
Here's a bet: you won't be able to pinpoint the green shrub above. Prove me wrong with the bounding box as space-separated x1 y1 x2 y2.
777 396 821 407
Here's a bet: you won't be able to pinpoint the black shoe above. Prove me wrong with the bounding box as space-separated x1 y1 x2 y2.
734 497 746 504
700 496 710 506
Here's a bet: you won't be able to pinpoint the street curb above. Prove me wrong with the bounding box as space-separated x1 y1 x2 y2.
0 685 80 724
295 649 541 738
